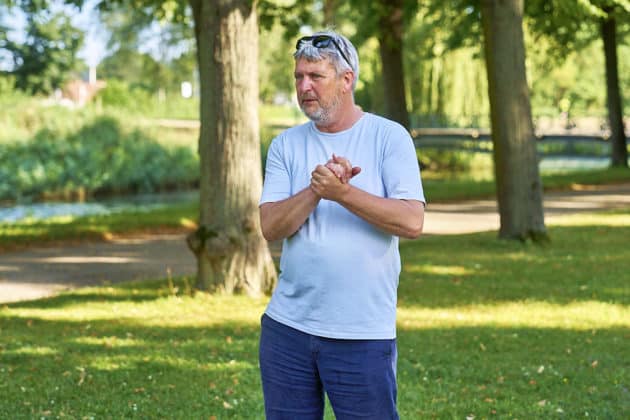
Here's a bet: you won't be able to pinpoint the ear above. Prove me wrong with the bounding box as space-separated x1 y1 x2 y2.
343 71 354 92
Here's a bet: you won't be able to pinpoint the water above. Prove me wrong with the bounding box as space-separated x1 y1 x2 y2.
539 156 610 173
0 190 198 223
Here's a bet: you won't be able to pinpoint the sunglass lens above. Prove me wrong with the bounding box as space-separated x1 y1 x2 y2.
311 36 332 48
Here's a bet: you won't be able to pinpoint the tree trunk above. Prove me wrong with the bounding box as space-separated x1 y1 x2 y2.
480 0 547 242
377 0 410 130
187 0 276 295
600 11 628 168
323 0 337 27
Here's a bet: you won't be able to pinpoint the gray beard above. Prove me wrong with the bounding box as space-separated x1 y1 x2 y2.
300 92 342 126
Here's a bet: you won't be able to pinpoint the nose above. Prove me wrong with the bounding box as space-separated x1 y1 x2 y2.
296 77 312 95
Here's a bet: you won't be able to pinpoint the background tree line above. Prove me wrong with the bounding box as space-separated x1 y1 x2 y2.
2 1 628 129
0 0 628 295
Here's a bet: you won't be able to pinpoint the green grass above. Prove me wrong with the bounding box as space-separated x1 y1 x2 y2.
0 201 198 251
1 210 628 418
423 166 630 202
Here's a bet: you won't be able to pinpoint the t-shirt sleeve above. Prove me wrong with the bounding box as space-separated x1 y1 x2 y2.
260 135 291 205
382 125 426 204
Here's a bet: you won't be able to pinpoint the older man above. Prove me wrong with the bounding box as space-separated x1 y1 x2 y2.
258 30 425 419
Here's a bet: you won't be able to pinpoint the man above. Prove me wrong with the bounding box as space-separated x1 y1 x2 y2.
258 30 426 419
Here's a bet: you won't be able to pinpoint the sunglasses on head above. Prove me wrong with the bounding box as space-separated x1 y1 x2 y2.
296 35 352 69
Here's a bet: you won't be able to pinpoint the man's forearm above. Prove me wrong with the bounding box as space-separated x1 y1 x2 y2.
337 186 424 239
259 187 321 241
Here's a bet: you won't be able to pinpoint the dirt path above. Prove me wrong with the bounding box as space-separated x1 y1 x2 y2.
1 183 629 304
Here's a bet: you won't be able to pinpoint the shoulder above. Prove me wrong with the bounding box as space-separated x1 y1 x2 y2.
362 113 412 147
362 113 411 141
268 121 311 151
279 121 312 140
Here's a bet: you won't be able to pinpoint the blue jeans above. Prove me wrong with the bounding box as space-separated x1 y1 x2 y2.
259 314 399 419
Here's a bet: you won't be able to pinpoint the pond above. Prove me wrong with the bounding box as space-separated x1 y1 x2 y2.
0 190 198 223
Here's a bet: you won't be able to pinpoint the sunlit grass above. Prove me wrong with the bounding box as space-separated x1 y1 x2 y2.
399 301 628 330
0 201 198 251
1 210 628 418
547 208 630 227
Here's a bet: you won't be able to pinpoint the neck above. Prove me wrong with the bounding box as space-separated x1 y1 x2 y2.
315 101 363 133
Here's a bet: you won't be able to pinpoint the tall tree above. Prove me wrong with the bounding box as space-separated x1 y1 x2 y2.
526 0 629 168
185 0 276 295
12 0 277 295
323 0 337 27
376 0 410 129
344 0 417 129
600 5 628 166
480 0 547 241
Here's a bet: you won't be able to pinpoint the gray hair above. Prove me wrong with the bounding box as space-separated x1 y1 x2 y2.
294 30 360 91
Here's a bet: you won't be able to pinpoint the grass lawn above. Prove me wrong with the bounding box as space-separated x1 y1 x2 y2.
1 210 628 418
423 166 630 202
0 202 198 252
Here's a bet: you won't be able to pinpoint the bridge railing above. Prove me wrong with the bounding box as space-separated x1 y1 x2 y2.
410 128 620 158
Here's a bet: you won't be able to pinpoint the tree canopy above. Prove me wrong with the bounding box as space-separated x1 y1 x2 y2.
1 9 83 94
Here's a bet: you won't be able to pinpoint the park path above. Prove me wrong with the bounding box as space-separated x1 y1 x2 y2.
1 183 629 304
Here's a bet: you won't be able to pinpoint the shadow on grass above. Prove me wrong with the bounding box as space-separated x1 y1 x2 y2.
0 313 627 418
399 223 630 308
6 277 195 309
0 314 265 418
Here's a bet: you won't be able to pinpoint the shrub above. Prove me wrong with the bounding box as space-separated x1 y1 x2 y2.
95 79 154 112
0 116 198 203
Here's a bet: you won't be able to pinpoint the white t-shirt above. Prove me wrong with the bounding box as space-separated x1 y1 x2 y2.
260 113 425 339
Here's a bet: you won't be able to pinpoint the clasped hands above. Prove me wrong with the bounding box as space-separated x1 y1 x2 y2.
310 154 361 201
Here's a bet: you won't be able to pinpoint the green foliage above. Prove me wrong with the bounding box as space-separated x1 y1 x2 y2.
0 74 17 94
258 0 317 38
525 0 598 56
259 22 295 104
86 1 196 97
2 10 84 94
0 115 198 202
99 51 170 93
96 79 154 111
1 210 628 418
0 94 94 145
419 149 476 174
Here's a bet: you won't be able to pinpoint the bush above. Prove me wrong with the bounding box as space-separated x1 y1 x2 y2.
0 116 198 202
418 149 476 173
96 79 154 112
